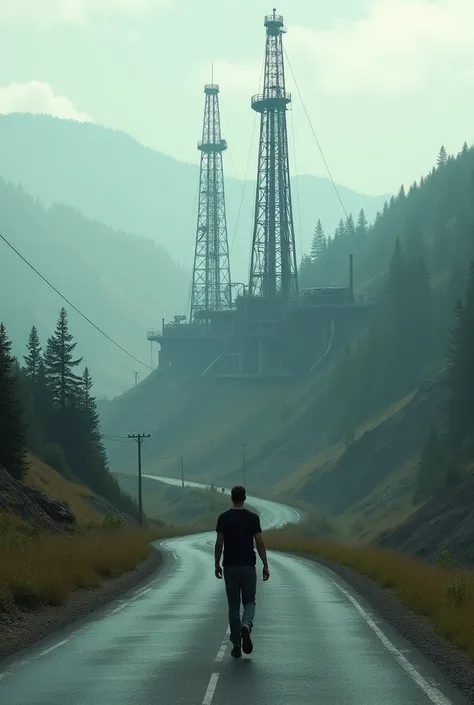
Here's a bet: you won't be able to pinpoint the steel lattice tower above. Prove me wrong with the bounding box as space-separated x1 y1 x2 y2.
190 84 232 321
249 10 298 300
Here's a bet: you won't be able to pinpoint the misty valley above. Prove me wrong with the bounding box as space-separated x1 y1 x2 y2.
1 5 474 705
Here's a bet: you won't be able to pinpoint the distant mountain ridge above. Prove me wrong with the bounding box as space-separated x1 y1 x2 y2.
0 114 387 280
0 179 188 397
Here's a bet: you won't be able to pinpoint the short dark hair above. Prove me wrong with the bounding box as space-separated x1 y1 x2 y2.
231 485 246 503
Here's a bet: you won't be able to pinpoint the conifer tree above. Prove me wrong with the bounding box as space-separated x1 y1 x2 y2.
437 145 448 168
24 325 42 384
356 209 368 236
44 308 83 410
447 262 474 448
310 220 326 262
344 214 355 238
0 322 26 479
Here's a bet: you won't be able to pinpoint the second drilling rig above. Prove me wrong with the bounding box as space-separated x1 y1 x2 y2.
148 9 373 380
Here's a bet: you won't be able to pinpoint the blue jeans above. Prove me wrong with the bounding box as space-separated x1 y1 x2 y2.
224 565 257 646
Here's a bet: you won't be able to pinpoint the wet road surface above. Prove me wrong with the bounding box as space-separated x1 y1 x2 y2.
0 487 468 705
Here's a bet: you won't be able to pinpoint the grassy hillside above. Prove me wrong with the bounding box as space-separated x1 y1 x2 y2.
24 454 103 525
0 113 387 281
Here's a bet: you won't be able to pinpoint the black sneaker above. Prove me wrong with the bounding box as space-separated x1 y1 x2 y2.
241 625 253 654
231 645 242 658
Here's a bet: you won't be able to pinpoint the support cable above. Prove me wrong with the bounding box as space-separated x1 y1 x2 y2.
284 48 349 221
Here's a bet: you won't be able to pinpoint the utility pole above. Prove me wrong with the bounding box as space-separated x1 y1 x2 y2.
242 443 247 488
128 433 150 526
180 455 184 488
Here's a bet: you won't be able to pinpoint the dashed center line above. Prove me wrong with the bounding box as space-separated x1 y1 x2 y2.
202 672 219 705
215 641 227 662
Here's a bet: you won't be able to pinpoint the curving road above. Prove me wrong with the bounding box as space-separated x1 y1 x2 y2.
0 483 468 705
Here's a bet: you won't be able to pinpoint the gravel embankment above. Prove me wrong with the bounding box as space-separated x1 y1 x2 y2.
0 547 162 663
296 552 474 704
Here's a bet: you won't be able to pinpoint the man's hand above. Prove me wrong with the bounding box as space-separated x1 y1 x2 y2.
263 565 270 581
215 564 223 579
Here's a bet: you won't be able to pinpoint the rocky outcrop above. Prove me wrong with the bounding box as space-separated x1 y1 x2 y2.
378 471 474 568
0 465 75 530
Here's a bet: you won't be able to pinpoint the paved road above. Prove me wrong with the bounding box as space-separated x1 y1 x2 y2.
0 487 468 705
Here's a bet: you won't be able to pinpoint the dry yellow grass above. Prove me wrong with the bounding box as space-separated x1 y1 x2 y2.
266 529 474 661
25 454 103 525
0 514 160 611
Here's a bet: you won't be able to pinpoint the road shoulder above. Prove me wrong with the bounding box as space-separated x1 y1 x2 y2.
0 546 163 664
285 550 474 704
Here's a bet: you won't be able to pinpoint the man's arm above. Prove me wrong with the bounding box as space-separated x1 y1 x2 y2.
214 532 224 578
254 514 270 580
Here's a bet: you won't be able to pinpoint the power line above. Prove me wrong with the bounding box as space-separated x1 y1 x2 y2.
0 231 152 371
284 49 349 221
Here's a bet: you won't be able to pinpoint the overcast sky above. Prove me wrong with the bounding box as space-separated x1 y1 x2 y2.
0 0 472 195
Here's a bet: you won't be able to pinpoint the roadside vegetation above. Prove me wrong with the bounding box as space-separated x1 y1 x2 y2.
0 513 153 612
0 510 216 615
266 526 474 661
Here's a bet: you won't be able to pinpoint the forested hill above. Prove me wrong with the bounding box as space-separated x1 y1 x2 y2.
101 142 474 525
0 113 387 280
301 144 474 299
0 179 188 397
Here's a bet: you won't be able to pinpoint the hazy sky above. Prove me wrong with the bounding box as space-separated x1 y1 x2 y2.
0 0 472 195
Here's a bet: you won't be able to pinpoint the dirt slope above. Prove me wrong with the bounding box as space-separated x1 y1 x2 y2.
378 471 474 568
297 372 447 517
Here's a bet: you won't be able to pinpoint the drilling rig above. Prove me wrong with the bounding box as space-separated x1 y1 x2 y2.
148 10 373 380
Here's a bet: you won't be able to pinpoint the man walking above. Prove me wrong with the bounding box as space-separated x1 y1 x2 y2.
215 486 270 658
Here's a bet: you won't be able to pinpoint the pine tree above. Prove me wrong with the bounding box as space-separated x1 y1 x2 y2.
44 308 83 410
24 326 42 384
310 220 326 262
335 219 345 240
437 145 448 168
356 209 368 236
446 262 474 448
344 214 355 238
0 322 26 479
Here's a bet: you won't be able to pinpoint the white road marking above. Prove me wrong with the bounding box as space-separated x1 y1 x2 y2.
108 603 129 616
215 642 227 662
132 587 153 600
202 673 219 705
38 639 69 657
332 582 453 705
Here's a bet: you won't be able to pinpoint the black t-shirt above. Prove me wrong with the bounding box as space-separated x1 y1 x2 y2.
215 508 262 567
